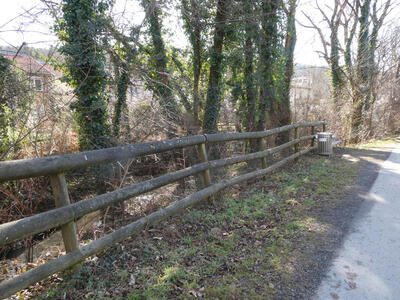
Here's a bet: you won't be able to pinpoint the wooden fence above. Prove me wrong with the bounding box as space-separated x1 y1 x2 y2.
0 121 326 298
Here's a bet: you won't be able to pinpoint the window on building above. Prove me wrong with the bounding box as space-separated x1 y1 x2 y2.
32 77 43 92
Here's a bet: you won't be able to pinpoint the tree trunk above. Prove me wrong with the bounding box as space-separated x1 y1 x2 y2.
243 0 256 134
276 0 297 145
256 0 279 132
191 0 202 129
144 0 181 132
203 0 228 134
351 92 363 143
351 0 372 142
113 62 129 137
330 25 342 103
365 0 391 135
59 0 111 151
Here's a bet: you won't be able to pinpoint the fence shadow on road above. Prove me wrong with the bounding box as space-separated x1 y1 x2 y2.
304 144 395 299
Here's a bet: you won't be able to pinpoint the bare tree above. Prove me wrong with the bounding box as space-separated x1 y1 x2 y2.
301 0 393 142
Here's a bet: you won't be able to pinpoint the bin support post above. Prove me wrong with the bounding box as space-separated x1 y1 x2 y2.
311 126 315 147
50 173 81 273
198 143 211 187
258 138 267 169
323 123 326 132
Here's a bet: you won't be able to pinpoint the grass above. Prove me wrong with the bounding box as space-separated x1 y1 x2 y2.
355 135 400 149
33 150 363 300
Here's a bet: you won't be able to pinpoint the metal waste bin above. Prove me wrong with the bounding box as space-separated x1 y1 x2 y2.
317 132 333 155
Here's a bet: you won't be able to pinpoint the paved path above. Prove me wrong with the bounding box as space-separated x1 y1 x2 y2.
314 144 400 300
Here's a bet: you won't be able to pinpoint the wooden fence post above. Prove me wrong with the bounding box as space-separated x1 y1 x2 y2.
50 173 81 272
258 138 267 169
198 143 211 187
311 126 315 147
323 123 326 132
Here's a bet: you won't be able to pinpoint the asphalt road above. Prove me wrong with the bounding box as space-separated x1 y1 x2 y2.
314 144 400 300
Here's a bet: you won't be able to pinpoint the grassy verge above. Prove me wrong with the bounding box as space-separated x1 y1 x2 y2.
33 150 362 300
355 135 400 149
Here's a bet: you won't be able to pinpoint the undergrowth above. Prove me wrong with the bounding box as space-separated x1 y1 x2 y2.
31 152 361 300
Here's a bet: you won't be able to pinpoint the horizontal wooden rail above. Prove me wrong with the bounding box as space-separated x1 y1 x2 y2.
0 135 314 248
0 122 326 298
0 147 315 299
0 136 206 182
0 121 325 182
205 121 325 142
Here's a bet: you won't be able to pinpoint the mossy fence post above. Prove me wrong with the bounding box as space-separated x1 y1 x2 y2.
198 142 211 187
49 173 81 273
258 138 267 169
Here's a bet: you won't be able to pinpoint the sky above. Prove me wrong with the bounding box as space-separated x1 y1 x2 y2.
0 0 399 67
0 0 57 47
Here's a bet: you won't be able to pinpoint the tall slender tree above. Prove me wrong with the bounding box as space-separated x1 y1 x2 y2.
112 56 129 137
330 1 345 104
243 0 257 133
142 0 182 131
364 0 391 131
256 0 279 132
275 0 297 145
351 0 372 142
303 0 391 142
203 0 229 133
303 0 346 104
56 0 111 150
181 0 206 129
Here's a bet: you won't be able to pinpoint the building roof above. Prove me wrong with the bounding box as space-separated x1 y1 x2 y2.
0 51 62 79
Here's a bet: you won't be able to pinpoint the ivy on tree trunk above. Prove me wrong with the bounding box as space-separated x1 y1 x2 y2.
203 0 229 133
57 0 111 151
113 61 129 137
143 0 182 131
243 0 257 134
276 0 296 145
257 0 279 132
351 0 372 143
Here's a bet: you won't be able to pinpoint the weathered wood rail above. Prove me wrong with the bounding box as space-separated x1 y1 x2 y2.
0 121 326 298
